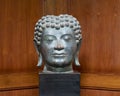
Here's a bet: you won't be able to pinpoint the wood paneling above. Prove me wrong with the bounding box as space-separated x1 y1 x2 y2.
81 73 120 91
0 72 38 91
43 0 68 15
0 88 39 96
80 89 120 96
1 72 120 91
68 0 120 74
0 88 120 96
0 0 43 73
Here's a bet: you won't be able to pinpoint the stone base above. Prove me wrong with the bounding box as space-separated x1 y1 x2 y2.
39 73 80 96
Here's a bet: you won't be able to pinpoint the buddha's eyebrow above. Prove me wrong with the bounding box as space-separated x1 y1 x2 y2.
43 35 56 39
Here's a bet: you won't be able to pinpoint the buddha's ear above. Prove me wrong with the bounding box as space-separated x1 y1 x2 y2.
37 53 43 67
33 41 43 67
76 39 82 52
33 40 39 55
74 39 82 66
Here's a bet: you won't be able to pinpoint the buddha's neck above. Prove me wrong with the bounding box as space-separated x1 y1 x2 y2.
43 64 73 73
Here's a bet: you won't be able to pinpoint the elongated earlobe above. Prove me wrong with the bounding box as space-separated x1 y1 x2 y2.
37 53 43 67
74 53 80 66
33 41 42 66
74 39 82 66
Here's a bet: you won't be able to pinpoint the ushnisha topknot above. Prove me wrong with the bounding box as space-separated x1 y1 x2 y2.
34 14 82 45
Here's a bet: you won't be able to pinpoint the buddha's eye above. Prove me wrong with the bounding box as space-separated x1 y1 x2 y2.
62 34 72 42
44 35 56 43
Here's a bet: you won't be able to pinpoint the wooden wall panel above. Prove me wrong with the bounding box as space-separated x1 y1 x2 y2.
0 88 120 96
0 0 43 73
67 0 120 74
1 72 120 91
0 88 39 96
43 0 68 15
80 89 120 96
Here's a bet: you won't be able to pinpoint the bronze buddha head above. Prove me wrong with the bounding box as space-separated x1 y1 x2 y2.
34 14 82 73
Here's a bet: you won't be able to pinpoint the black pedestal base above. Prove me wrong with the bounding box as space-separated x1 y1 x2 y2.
39 73 80 96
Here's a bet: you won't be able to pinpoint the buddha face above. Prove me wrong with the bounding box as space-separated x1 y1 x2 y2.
40 27 77 68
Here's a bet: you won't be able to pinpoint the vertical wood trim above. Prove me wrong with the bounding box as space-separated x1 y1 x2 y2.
67 0 71 14
42 0 55 15
42 0 68 15
42 0 46 15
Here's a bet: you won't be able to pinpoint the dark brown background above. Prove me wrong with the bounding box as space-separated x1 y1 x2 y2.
0 0 120 95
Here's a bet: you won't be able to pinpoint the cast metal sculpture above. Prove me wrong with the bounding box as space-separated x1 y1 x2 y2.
34 14 82 73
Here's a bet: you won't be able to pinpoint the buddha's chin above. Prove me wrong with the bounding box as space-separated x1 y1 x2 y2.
47 59 71 67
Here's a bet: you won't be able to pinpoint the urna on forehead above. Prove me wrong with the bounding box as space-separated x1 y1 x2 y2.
34 14 82 45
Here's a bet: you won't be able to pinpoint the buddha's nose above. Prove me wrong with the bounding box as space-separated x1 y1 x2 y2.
54 41 64 50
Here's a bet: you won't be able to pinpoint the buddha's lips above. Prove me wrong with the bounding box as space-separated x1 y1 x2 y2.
51 53 67 57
